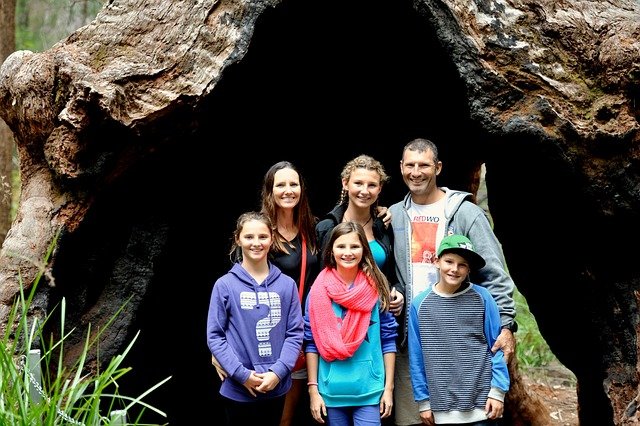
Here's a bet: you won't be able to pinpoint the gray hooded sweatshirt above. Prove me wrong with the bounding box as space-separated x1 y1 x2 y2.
389 187 516 347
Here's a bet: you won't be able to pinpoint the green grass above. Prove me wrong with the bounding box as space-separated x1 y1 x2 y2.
0 238 170 425
514 288 556 368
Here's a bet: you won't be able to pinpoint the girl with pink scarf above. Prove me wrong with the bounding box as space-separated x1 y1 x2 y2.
304 221 398 425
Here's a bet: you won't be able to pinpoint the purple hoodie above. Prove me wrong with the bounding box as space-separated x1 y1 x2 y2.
207 262 303 402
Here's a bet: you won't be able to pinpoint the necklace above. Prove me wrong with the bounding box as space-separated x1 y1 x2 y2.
278 226 298 241
344 215 372 227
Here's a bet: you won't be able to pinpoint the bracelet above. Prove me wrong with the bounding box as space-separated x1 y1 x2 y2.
307 381 318 386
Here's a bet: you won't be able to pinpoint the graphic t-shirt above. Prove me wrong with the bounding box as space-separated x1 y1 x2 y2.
407 197 446 296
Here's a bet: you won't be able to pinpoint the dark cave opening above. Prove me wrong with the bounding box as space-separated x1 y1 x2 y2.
51 0 492 423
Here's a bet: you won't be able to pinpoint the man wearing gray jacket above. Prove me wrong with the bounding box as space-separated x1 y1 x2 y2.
389 138 517 426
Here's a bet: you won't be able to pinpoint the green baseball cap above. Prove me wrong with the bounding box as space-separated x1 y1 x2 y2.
437 234 486 270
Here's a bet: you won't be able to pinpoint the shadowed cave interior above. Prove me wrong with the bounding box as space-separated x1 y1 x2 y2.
42 0 606 423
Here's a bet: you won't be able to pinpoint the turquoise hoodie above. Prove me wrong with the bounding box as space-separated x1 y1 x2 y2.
304 296 398 407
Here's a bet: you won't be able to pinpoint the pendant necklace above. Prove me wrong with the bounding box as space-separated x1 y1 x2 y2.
345 215 372 227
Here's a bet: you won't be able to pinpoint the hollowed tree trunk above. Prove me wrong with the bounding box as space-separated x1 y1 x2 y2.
0 0 638 424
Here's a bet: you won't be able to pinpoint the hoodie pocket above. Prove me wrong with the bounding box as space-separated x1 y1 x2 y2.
324 360 382 396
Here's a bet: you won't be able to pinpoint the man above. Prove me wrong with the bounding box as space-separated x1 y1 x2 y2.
389 138 517 426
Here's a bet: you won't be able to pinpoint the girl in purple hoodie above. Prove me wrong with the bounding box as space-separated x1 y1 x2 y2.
207 211 304 425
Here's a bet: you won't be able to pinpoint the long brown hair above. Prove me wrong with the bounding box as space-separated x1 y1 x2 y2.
260 161 318 255
322 221 391 311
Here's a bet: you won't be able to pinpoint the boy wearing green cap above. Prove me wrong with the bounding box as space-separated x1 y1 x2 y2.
408 234 509 425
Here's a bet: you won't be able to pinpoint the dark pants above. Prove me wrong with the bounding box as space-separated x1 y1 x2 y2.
282 378 317 425
223 395 286 426
382 419 501 426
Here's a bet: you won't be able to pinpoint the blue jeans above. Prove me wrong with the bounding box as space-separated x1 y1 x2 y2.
327 404 381 426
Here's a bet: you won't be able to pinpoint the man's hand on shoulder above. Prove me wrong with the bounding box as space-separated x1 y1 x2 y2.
376 206 392 228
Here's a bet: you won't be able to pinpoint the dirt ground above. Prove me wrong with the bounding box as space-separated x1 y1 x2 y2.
522 361 579 425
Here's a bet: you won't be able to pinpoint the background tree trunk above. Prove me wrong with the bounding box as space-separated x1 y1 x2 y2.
15 0 103 51
0 0 16 244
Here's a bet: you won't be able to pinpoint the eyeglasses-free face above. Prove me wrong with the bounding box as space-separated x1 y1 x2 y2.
400 149 441 198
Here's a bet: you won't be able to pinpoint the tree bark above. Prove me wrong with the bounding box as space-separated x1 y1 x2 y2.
0 0 638 424
506 356 554 425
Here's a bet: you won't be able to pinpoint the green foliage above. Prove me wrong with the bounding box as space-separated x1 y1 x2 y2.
15 0 106 52
0 238 170 425
514 289 556 368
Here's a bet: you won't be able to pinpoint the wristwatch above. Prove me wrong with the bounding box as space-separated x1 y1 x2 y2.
501 321 518 333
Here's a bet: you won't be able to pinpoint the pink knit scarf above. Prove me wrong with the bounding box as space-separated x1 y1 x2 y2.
309 267 379 361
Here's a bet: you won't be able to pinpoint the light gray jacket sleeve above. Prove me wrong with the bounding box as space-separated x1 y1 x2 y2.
453 201 516 326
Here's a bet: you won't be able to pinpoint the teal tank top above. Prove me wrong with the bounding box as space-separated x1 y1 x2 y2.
369 240 386 269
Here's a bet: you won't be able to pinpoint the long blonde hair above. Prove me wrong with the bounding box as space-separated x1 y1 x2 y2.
322 221 391 311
